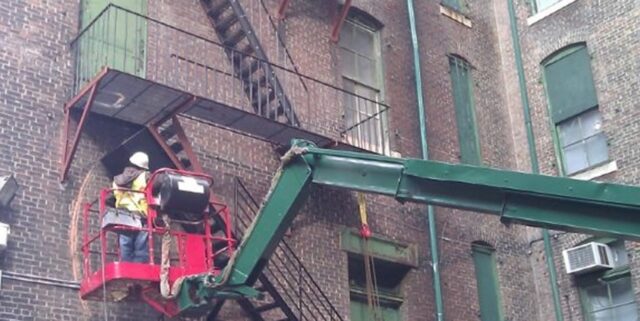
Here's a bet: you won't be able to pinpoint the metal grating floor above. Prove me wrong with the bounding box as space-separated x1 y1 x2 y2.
70 69 337 148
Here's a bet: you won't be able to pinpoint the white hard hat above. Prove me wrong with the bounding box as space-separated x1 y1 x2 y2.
129 152 149 170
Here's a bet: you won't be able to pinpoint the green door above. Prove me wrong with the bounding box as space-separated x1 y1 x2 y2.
350 299 400 321
78 0 146 83
472 244 504 321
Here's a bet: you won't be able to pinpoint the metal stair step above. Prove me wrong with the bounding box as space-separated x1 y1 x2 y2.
215 13 239 33
223 29 246 47
254 302 281 313
239 60 260 78
207 0 231 18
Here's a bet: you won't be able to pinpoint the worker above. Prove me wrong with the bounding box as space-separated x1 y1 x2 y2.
113 151 150 263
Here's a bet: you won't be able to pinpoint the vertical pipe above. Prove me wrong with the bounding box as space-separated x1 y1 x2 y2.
406 1 444 321
506 1 564 321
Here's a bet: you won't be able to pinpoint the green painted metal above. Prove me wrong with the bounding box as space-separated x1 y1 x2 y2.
219 155 314 287
507 0 564 320
449 56 481 165
543 44 598 123
341 229 418 267
180 139 640 315
471 244 504 321
215 141 640 289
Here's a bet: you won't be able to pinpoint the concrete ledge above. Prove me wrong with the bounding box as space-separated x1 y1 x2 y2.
527 0 578 26
439 5 472 28
570 160 618 181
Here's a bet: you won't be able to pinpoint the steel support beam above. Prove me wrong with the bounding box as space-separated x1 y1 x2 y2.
330 0 352 42
217 140 640 291
60 81 99 181
59 68 109 181
276 0 291 20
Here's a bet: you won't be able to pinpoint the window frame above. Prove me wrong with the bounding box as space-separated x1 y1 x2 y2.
338 15 389 155
554 108 609 176
541 43 606 176
576 239 637 321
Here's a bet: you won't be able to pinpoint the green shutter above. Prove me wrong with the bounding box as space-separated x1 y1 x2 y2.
79 0 147 80
449 56 481 165
544 45 598 123
472 244 504 321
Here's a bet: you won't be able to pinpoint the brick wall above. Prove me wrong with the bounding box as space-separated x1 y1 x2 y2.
508 0 640 320
2 0 635 320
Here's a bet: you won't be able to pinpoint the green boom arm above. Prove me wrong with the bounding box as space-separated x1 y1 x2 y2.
178 139 640 313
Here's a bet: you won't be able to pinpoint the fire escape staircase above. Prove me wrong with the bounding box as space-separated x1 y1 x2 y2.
201 0 299 127
204 177 345 321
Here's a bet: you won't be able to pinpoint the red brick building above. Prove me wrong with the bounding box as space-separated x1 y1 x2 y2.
0 0 637 321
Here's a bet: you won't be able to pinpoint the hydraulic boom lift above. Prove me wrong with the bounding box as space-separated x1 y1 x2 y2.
81 139 640 317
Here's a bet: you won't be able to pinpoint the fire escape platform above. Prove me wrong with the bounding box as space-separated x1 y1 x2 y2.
69 69 335 147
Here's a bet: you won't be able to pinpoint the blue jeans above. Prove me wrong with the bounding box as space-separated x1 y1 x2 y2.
119 231 149 263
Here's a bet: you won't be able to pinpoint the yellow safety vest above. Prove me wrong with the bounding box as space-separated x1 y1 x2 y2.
113 171 148 216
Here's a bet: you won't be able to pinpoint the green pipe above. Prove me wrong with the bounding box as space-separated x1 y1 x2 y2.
507 1 564 321
407 1 444 321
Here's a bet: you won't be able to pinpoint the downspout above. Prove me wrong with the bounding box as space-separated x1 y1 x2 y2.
507 1 564 321
407 1 445 321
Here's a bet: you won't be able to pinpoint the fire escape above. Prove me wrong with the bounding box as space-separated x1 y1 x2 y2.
62 1 383 320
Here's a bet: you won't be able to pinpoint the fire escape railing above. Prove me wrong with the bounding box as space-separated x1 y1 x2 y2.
234 177 345 321
69 4 390 153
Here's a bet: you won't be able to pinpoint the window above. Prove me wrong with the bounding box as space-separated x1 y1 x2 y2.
578 240 638 321
557 109 608 175
348 255 406 321
339 15 389 155
542 44 607 175
441 0 463 11
449 55 481 165
471 243 504 321
531 0 562 13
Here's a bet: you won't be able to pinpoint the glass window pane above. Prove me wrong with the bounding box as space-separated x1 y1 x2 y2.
563 142 588 174
558 117 582 147
341 49 357 78
357 57 376 86
609 278 635 305
591 309 614 321
586 283 610 311
536 0 561 11
339 22 354 49
611 303 638 321
585 133 608 167
581 109 603 138
352 25 374 57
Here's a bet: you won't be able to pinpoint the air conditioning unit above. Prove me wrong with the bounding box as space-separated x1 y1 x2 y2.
563 242 613 275
0 222 8 254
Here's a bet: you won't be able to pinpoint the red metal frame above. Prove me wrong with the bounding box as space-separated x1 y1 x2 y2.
59 68 109 181
277 0 291 20
330 0 353 43
79 168 236 317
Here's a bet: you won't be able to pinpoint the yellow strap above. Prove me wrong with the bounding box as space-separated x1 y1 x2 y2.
357 192 368 225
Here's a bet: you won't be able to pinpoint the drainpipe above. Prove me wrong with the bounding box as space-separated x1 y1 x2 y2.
407 1 444 321
507 1 564 321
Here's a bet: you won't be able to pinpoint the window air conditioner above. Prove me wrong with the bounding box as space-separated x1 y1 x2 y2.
563 242 613 275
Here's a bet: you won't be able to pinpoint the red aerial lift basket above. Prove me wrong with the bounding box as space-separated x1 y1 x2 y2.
79 169 235 316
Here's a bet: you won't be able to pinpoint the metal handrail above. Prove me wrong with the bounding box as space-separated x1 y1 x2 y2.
71 3 389 107
234 177 344 320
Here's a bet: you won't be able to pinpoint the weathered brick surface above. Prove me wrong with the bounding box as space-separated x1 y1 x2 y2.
508 0 640 320
1 0 635 320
